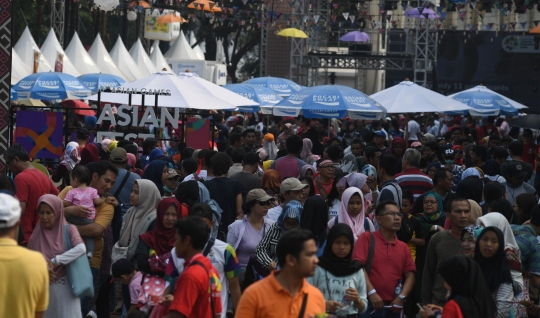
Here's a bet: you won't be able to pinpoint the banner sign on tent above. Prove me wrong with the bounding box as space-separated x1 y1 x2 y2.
145 17 170 33
185 118 210 150
15 111 64 159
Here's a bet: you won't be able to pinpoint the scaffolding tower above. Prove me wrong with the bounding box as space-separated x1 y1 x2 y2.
413 20 438 88
289 0 307 84
51 0 66 47
259 6 268 77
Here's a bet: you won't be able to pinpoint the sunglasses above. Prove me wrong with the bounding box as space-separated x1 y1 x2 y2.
257 200 272 206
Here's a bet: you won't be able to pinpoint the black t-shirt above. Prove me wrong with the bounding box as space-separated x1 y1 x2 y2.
397 214 425 243
229 172 262 200
203 178 244 234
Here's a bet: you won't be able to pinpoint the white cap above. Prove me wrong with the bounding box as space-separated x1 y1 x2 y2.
0 194 21 229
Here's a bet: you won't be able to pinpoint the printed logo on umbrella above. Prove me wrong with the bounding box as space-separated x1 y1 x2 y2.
288 94 309 104
37 80 60 89
269 84 292 93
343 96 373 107
62 81 86 90
17 80 35 89
312 95 340 106
472 99 493 107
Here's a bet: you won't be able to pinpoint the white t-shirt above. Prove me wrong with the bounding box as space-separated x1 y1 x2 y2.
407 120 421 141
266 205 282 221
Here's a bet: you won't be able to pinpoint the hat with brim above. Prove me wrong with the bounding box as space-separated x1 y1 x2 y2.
280 178 309 193
246 189 274 203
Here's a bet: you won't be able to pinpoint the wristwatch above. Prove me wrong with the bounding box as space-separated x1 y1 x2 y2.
398 294 407 302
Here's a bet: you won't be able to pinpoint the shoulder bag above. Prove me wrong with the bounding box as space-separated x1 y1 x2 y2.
63 224 94 297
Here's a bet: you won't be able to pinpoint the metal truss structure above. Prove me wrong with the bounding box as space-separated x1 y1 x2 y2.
413 22 438 88
259 8 268 77
51 0 66 47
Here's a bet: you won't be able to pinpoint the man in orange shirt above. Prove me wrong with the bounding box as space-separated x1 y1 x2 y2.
236 229 326 317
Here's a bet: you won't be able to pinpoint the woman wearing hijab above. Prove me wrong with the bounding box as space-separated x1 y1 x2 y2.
53 141 81 188
456 177 484 203
452 145 464 165
300 138 319 166
477 213 524 293
112 180 161 263
142 160 169 197
135 198 183 276
148 148 166 164
300 196 329 255
255 200 303 273
261 169 281 208
301 165 315 178
425 162 441 179
28 194 86 318
309 223 367 316
80 143 101 165
126 153 143 177
263 133 278 160
327 187 375 238
330 174 371 220
473 227 514 317
468 200 482 224
390 137 405 160
416 193 446 243
420 255 496 318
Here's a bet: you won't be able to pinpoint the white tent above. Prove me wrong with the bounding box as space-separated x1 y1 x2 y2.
189 32 205 60
164 31 199 61
129 39 158 77
149 41 172 72
40 29 81 76
13 26 53 73
11 49 31 84
109 36 145 81
88 34 127 80
65 32 102 75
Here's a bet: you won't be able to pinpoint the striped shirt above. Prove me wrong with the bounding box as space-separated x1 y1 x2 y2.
395 168 434 201
255 223 282 268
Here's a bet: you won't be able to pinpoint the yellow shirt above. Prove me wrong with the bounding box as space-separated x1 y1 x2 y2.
59 186 114 269
0 237 49 317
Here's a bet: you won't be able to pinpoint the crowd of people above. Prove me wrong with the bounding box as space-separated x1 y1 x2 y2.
2 111 540 318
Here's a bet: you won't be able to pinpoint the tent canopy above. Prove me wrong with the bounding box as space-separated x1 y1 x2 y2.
40 29 81 76
150 41 173 72
65 32 102 75
129 39 158 77
14 27 53 73
164 31 199 61
88 33 127 80
110 36 145 81
11 49 31 85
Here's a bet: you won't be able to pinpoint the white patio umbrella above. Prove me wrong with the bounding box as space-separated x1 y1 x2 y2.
370 80 472 113
177 72 259 109
87 71 237 110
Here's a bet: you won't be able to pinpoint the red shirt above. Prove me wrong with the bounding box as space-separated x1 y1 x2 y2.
442 299 464 318
522 143 537 167
170 253 222 318
15 168 59 243
352 231 416 301
313 178 333 197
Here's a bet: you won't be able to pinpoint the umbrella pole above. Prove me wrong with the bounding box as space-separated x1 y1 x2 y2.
154 94 159 141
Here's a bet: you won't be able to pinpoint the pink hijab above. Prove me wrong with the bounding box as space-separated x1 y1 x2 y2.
332 187 368 236
28 194 83 281
127 153 137 167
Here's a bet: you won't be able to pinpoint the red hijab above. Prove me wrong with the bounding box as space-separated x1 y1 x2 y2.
453 145 464 165
390 137 405 159
80 143 101 165
139 198 183 256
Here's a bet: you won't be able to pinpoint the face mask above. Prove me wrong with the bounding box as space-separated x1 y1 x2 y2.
445 159 454 165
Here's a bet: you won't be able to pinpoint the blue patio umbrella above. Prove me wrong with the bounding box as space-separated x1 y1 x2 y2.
10 88 17 101
274 85 387 119
78 73 127 94
243 76 302 97
13 72 91 100
223 83 283 112
448 88 519 116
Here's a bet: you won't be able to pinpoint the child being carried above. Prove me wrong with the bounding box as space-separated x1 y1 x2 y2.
63 165 106 258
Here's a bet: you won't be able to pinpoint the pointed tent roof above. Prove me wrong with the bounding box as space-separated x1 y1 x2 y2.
189 32 205 60
14 27 53 73
65 32 102 75
88 33 127 80
164 31 199 61
11 49 32 84
149 41 172 72
129 39 158 77
215 39 225 63
110 36 145 81
40 29 81 76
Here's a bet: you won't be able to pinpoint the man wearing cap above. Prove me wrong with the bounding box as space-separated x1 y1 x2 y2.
506 161 537 205
373 130 389 154
163 169 180 198
109 147 140 217
267 178 308 221
230 152 262 199
0 193 49 317
4 144 60 244
314 159 336 199
441 147 463 193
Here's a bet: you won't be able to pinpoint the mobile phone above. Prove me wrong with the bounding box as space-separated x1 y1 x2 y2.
416 303 424 311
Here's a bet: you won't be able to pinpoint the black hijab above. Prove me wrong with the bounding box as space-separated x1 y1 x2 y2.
300 196 328 247
175 180 200 208
473 226 514 293
318 223 363 277
456 177 483 202
439 255 496 318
